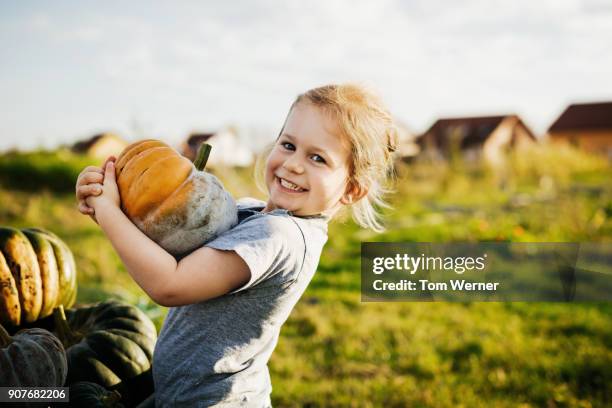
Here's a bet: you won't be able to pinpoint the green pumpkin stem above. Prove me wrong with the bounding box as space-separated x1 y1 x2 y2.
193 143 212 171
103 390 123 406
0 324 12 347
52 305 80 348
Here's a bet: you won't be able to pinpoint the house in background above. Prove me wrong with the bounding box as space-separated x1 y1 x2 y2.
417 114 536 166
71 132 128 159
181 127 253 167
546 102 612 158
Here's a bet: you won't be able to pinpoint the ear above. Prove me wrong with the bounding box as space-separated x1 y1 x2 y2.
340 181 368 205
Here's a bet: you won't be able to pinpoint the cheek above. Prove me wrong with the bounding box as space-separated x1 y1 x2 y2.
265 153 277 174
265 154 282 185
266 149 281 166
317 172 349 197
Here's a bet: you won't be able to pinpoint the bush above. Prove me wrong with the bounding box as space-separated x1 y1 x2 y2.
0 149 97 192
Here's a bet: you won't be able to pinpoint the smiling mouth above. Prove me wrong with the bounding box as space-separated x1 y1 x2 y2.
276 176 307 192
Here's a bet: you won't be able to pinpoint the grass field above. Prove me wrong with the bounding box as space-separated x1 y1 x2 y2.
0 144 610 407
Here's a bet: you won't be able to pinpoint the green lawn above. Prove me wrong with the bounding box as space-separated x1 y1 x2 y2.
0 144 610 407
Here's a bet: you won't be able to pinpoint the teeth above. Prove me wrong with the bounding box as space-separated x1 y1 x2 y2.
280 178 304 191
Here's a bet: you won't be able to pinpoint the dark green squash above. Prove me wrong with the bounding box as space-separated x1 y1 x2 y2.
109 368 154 408
53 300 157 388
69 381 124 407
0 227 77 326
135 393 155 408
0 323 67 387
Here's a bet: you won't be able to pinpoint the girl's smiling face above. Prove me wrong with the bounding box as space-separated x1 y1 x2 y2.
263 102 353 216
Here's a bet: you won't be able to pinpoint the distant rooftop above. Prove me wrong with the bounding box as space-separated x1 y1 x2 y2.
71 132 124 152
421 114 535 148
548 102 612 132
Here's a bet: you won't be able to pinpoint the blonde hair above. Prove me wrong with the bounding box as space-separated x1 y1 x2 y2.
257 83 398 232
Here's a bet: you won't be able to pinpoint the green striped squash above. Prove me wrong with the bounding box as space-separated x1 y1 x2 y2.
0 227 77 327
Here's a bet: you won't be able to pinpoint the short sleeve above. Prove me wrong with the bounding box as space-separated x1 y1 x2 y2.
205 213 304 294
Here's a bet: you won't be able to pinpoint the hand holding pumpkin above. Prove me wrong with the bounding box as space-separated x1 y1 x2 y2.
76 155 116 222
85 160 120 211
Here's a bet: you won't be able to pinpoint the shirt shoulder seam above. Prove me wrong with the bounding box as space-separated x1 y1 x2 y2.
275 214 307 285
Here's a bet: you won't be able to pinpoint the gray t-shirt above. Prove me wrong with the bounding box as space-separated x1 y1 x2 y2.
153 198 329 407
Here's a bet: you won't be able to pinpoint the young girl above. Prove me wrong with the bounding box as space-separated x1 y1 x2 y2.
75 84 397 406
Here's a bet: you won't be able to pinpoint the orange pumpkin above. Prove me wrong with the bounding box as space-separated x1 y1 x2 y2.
115 139 237 255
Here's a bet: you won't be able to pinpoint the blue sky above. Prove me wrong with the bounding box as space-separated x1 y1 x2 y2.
1 0 611 151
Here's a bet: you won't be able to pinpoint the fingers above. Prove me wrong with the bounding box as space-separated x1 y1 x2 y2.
76 167 104 193
76 156 117 217
103 161 116 183
77 166 103 182
77 156 115 186
77 171 105 186
78 201 99 224
82 165 105 174
76 183 103 201
78 200 95 215
102 155 117 169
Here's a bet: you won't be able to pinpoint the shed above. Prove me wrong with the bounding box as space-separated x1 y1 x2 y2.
71 133 128 160
546 102 612 158
418 114 536 165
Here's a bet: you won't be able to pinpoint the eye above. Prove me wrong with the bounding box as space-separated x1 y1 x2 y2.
311 154 326 164
281 141 295 151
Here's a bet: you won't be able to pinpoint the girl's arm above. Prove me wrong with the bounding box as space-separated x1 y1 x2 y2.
85 161 250 306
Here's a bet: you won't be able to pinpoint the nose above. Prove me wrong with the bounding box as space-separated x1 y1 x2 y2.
282 154 304 174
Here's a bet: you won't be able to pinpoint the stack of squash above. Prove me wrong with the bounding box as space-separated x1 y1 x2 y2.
0 227 76 327
0 227 157 407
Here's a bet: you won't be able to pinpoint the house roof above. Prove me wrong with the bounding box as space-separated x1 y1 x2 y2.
185 133 215 149
72 133 123 152
548 102 612 132
420 114 534 149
